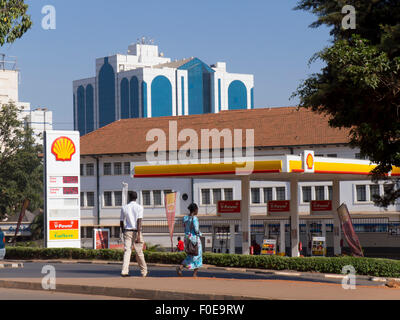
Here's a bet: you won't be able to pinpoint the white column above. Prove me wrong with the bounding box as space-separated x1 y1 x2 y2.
241 176 251 255
279 220 285 254
229 222 235 254
290 179 300 257
305 220 309 256
332 180 342 255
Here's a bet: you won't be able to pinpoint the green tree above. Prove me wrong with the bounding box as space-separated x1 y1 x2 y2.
29 210 43 240
0 0 32 46
293 0 400 207
0 103 43 217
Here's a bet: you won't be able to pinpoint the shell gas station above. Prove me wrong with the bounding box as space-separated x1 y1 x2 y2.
133 151 400 257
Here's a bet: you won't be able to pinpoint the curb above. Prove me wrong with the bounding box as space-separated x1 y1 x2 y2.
5 259 397 284
0 279 266 300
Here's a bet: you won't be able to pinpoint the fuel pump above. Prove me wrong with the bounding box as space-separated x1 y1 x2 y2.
261 222 277 255
311 237 327 256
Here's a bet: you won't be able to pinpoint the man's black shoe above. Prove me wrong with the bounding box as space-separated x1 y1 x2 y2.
121 274 130 277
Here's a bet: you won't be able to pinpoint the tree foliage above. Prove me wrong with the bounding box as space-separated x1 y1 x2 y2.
0 103 43 217
29 211 43 240
0 0 32 46
294 0 400 207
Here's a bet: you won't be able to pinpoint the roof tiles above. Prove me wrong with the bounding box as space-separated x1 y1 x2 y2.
80 107 351 156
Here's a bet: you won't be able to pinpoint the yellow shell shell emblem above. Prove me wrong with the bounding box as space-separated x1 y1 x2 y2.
306 153 314 170
51 137 76 161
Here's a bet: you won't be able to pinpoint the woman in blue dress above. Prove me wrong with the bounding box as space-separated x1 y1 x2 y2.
176 203 202 277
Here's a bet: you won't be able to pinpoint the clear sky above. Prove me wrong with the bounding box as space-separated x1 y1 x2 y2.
2 0 331 130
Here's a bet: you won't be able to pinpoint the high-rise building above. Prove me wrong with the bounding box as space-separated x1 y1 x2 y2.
73 40 254 136
0 55 53 144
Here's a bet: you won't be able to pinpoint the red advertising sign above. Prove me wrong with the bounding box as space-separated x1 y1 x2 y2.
268 201 290 213
49 220 79 230
311 200 332 212
217 201 241 214
94 229 109 249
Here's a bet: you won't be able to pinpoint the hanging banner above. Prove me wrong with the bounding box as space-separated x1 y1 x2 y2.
337 203 364 257
94 228 110 249
165 192 177 241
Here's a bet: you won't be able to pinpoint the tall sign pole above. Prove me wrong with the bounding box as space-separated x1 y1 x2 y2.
44 131 81 248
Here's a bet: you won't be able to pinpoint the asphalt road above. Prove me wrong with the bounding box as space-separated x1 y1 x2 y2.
0 287 139 300
0 262 385 287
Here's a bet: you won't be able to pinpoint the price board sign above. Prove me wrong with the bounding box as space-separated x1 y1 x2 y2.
44 131 80 248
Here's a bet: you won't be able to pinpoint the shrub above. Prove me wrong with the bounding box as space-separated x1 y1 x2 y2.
5 247 400 278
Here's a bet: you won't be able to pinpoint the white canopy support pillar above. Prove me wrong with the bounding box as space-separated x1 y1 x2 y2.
279 220 286 255
321 221 326 239
229 222 235 254
241 176 251 255
290 179 300 257
332 180 342 255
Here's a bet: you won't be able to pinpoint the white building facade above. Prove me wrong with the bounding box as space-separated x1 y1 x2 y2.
73 41 254 136
78 108 400 255
0 57 53 143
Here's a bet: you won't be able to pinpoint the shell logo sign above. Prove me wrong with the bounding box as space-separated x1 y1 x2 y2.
306 153 314 170
51 136 76 161
303 150 315 173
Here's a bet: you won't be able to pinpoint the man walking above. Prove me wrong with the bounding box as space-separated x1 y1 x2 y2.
120 191 148 277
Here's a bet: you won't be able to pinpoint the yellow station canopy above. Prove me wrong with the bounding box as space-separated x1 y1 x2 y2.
133 152 400 181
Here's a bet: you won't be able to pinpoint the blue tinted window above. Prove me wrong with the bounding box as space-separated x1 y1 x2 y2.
86 84 94 133
130 76 139 118
120 78 129 119
142 81 147 118
73 94 76 131
77 85 85 136
251 87 254 109
151 76 172 117
178 58 215 115
228 80 247 110
98 57 116 128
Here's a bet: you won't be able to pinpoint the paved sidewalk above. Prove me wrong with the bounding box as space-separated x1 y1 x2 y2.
2 259 400 299
0 275 400 300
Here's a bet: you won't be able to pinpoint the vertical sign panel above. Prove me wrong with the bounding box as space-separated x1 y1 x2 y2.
44 131 80 248
165 192 177 241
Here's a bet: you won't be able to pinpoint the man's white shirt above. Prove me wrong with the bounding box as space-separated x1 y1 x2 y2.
120 201 143 230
